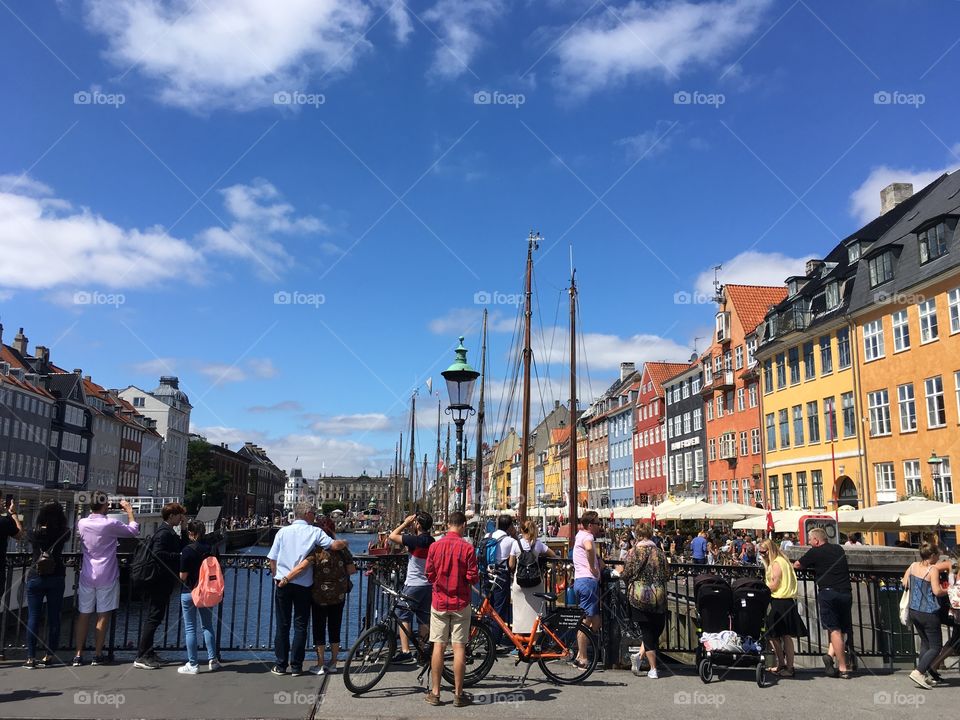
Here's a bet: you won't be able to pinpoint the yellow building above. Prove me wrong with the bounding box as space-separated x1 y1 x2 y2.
543 427 570 503
486 429 519 511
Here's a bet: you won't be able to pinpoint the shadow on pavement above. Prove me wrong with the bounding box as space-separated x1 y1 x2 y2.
0 690 62 703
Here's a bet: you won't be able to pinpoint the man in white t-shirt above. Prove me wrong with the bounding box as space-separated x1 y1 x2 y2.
483 515 517 648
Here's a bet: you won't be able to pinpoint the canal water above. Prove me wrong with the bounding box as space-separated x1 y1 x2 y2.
111 533 382 659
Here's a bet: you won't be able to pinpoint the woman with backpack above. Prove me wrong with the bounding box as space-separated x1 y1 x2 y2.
621 524 668 679
507 520 556 637
282 517 356 675
177 520 221 675
24 502 69 669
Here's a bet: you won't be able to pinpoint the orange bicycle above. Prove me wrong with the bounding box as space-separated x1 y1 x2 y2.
469 572 599 685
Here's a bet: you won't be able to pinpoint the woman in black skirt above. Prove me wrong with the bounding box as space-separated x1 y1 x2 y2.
760 538 806 677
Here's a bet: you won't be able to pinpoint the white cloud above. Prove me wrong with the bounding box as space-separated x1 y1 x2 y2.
694 250 811 297
0 174 53 197
616 120 677 161
372 0 413 43
309 413 393 434
580 331 690 370
428 307 518 335
197 357 279 384
247 400 303 413
248 357 279 378
554 0 771 98
83 0 372 111
423 0 505 80
131 358 178 376
849 156 959 224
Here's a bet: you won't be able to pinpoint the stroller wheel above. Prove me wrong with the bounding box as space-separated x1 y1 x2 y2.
755 663 765 688
698 658 712 684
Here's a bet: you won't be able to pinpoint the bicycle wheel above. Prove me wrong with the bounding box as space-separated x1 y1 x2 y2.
441 618 496 687
343 624 395 694
537 621 598 684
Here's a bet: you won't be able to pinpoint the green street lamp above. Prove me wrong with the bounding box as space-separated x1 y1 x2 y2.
442 336 480 513
928 451 943 486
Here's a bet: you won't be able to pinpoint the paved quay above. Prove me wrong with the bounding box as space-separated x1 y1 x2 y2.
0 654 955 720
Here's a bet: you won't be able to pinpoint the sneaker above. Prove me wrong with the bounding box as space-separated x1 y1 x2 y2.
928 669 944 684
454 693 473 708
39 655 59 667
91 654 109 666
924 673 940 688
72 656 84 667
647 668 659 679
307 665 325 675
324 664 340 675
177 663 199 675
822 654 838 678
209 659 222 671
270 665 287 676
147 651 165 663
392 651 413 664
289 666 303 676
424 691 441 706
133 656 161 670
23 659 37 669
910 669 933 689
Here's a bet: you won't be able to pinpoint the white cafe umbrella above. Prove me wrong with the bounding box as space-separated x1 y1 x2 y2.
703 502 767 521
838 498 949 530
659 500 714 520
898 503 960 528
733 509 819 533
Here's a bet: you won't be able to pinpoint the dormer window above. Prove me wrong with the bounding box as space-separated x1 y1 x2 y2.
919 221 950 264
716 312 731 342
787 279 799 296
848 241 861 263
868 251 894 287
826 282 840 310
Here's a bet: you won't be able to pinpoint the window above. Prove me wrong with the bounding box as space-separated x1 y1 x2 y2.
766 413 776 451
747 337 757 365
737 387 745 411
684 453 694 485
706 400 713 421
848 242 861 263
803 341 815 380
806 401 820 443
925 376 947 427
683 412 691 434
788 347 800 384
693 408 702 431
823 396 836 441
708 438 716 462
869 251 894 287
792 405 804 445
769 475 780 510
898 383 917 432
875 462 896 495
725 390 734 415
826 282 840 309
723 350 732 371
820 335 833 374
778 409 790 448
704 363 712 385
919 221 948 263
748 384 758 408
797 471 808 508
892 310 910 352
751 428 761 455
763 359 773 394
716 395 723 417
812 470 824 508
133 396 145 407
863 319 885 361
868 389 891 436
735 345 744 370
918 299 939 343
775 353 786 389
903 460 922 497
682 381 689 399
934 458 953 503
783 473 794 508
740 431 748 456
695 449 704 484
714 355 722 374
692 375 701 393
949 288 960 334
842 392 856 437
837 328 851 369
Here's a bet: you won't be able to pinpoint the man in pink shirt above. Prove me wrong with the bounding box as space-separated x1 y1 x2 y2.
73 496 139 666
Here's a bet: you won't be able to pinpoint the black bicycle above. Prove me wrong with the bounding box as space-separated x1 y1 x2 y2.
343 581 496 694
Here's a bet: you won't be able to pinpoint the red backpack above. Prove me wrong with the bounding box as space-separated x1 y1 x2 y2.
191 555 225 608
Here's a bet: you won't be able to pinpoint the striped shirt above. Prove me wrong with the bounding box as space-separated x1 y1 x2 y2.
425 531 479 611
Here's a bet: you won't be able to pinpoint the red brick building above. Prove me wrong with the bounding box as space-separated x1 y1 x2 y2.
634 362 690 503
702 284 787 505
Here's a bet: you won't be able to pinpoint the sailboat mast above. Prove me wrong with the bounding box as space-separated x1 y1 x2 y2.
397 432 403 524
568 268 579 544
408 393 416 514
519 231 538 524
444 423 451 525
474 310 487 517
435 396 441 518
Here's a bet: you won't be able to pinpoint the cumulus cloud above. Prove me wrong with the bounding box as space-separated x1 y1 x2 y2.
247 400 303 413
197 357 280 385
849 153 960 224
309 413 393 435
693 250 811 297
131 358 178 376
616 120 678 161
428 307 518 335
423 0 505 80
83 0 372 111
553 0 771 98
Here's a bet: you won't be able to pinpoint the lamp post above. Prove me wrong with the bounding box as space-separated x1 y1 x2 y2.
927 451 943 497
442 336 480 513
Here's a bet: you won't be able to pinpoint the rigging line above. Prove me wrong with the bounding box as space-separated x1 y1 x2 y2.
576 293 596 406
530 264 556 407
530 352 550 427
493 289 524 441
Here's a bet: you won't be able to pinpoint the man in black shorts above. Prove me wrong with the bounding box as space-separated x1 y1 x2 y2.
794 527 852 678
388 512 434 662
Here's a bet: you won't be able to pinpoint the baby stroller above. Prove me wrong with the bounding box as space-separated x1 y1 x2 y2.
693 574 771 687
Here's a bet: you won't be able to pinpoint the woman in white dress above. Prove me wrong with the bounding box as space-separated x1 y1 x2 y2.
508 520 558 635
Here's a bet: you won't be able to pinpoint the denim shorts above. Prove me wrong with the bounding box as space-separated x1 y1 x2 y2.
818 588 852 632
574 578 600 617
397 584 432 626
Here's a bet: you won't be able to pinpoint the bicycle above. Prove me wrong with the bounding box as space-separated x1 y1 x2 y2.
468 569 600 686
343 581 496 695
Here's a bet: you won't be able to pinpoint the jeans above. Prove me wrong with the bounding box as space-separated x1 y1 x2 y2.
26 575 66 658
137 585 174 658
274 583 312 669
490 567 512 645
909 608 943 674
180 593 216 666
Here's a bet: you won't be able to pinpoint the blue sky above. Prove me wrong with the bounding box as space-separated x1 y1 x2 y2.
1 0 958 478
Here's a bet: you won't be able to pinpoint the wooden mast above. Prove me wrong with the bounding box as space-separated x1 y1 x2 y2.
518 231 539 524
474 310 487 517
568 265 579 544
408 393 416 514
434 395 441 519
443 423 451 524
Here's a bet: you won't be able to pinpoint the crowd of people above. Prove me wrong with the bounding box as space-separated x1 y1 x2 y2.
2 497 959 701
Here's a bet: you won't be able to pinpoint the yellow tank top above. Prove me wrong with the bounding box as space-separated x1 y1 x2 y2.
766 555 798 599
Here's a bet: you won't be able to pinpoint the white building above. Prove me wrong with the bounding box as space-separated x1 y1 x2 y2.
119 377 192 499
284 468 314 511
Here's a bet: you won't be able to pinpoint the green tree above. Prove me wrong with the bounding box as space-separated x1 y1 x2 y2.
184 439 227 514
321 501 347 516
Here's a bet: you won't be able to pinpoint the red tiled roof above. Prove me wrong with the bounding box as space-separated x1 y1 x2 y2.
550 426 571 445
644 362 693 394
724 284 788 334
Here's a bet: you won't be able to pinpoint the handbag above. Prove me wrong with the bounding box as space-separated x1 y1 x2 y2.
899 570 912 627
35 551 56 576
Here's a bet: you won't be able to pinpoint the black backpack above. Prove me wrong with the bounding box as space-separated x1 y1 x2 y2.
130 534 159 586
514 541 543 588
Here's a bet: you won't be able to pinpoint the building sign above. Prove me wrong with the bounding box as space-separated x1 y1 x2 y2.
670 437 701 451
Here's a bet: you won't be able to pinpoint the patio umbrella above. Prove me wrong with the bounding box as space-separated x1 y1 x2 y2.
838 498 950 531
703 502 767 521
732 509 826 533
658 500 713 520
897 504 960 528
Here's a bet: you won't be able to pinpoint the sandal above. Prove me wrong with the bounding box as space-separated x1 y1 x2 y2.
839 671 853 680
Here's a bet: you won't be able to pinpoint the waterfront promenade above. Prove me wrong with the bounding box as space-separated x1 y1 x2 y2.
0 655 953 720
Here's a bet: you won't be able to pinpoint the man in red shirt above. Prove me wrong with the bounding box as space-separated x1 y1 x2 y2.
424 511 478 707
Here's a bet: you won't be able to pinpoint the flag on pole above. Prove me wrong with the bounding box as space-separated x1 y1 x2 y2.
766 510 775 534
425 377 433 394
651 508 657 525
437 458 447 474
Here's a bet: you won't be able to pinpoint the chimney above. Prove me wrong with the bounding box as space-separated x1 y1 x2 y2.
160 376 179 389
880 182 913 214
554 399 560 409
34 345 50 366
0 322 3 346
73 369 82 375
619 362 636 381
805 259 825 277
12 327 28 355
